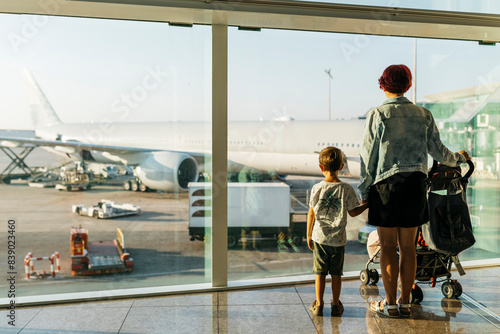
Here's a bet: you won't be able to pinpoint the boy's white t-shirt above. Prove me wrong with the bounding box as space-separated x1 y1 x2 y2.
309 181 360 247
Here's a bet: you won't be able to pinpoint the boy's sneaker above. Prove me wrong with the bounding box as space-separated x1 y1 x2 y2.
309 300 324 316
331 300 344 316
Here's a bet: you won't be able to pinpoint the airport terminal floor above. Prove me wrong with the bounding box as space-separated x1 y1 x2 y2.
3 266 500 333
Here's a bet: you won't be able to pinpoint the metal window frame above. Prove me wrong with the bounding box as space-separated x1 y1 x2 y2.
2 0 500 41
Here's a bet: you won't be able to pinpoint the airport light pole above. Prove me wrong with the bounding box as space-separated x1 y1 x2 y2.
325 69 333 120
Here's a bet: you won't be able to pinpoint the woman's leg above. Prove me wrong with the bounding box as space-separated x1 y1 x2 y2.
397 227 418 304
377 226 399 306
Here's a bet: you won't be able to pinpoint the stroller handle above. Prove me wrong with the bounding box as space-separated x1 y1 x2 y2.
463 159 475 180
428 160 439 179
427 159 475 181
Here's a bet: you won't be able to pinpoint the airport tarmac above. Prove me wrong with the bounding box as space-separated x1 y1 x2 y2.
0 147 370 302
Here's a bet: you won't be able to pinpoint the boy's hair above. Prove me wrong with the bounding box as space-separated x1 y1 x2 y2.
319 146 343 172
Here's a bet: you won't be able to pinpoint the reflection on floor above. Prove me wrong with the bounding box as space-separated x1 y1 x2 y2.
3 266 500 333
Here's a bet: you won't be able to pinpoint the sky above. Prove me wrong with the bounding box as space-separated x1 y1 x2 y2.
0 12 500 129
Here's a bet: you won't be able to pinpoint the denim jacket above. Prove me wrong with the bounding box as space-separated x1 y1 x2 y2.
358 96 466 200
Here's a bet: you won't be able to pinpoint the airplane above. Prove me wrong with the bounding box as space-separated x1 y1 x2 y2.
0 71 365 192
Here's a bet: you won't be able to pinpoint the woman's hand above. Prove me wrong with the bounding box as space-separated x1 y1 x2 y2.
459 150 471 161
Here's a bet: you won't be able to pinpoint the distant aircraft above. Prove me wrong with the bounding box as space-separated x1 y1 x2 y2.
0 71 365 192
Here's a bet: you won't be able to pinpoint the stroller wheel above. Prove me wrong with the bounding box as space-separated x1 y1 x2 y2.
441 282 455 299
360 269 370 285
452 281 463 297
369 269 379 284
410 284 424 304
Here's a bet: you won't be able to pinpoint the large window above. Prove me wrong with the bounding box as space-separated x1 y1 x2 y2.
225 27 500 282
0 14 212 299
225 28 413 281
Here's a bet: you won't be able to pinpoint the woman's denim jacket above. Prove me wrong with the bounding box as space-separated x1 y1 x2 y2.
358 96 466 200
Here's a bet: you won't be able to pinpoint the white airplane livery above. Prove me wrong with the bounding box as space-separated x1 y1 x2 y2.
0 72 365 192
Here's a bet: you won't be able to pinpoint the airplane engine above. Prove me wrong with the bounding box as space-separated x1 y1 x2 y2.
136 152 199 192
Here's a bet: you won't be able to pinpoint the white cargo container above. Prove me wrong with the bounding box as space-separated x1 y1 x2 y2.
188 182 305 247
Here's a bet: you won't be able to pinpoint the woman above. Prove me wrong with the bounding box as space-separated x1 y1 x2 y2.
358 64 470 317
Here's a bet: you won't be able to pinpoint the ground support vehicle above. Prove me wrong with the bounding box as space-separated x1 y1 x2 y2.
70 226 134 276
188 182 306 248
27 162 72 188
55 169 91 191
87 163 118 179
28 172 60 188
72 199 141 219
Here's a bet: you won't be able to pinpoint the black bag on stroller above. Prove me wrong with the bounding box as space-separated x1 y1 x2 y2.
421 159 475 255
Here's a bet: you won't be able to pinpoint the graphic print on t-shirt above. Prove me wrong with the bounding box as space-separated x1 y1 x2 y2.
318 189 341 218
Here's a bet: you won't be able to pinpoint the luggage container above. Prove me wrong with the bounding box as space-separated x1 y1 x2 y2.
188 182 306 247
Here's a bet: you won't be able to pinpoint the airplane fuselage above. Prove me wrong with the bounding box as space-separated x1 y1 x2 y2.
35 119 365 177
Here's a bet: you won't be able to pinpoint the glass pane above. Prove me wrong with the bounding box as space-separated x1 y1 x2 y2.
0 14 212 299
226 26 500 283
415 38 500 261
226 28 413 281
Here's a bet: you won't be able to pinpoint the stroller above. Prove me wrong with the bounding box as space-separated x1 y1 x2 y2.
359 159 475 303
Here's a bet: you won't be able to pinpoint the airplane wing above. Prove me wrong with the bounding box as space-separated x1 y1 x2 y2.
0 135 158 154
0 135 209 161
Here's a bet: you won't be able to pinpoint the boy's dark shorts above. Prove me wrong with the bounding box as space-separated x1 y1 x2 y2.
312 241 345 276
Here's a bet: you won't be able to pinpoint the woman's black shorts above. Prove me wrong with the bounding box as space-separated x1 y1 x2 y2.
368 172 429 228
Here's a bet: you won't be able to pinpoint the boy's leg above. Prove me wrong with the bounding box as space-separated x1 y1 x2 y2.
313 241 328 306
315 275 326 306
329 245 345 306
331 275 342 306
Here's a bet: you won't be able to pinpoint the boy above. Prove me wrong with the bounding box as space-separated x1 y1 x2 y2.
307 146 368 316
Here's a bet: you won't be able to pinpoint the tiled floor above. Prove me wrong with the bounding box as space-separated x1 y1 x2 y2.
3 267 500 333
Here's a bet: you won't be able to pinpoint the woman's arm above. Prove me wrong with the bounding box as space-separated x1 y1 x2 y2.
358 110 381 201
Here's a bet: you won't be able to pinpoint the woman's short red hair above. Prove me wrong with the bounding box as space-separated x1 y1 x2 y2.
379 64 412 94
